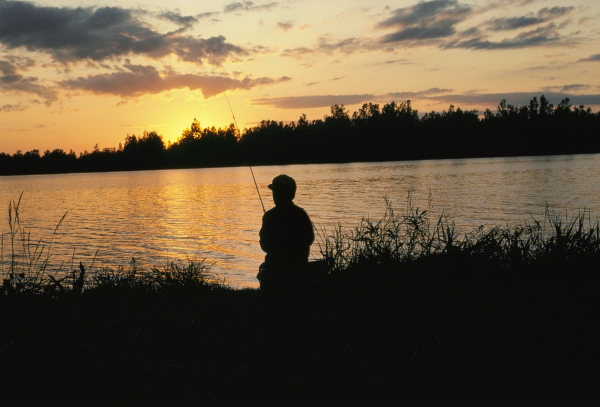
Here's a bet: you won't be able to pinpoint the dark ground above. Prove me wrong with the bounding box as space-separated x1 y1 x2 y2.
1 266 599 406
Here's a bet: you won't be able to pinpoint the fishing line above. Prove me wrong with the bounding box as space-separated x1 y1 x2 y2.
225 94 323 265
224 93 266 213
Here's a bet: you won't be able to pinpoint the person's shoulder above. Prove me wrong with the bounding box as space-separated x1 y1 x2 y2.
262 206 277 220
292 204 311 218
291 203 306 212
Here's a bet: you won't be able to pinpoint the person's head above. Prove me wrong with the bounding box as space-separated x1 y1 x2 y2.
268 174 296 205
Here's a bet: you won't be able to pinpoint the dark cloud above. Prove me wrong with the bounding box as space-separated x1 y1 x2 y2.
60 63 291 98
537 6 574 20
281 1 570 58
578 54 600 62
0 59 57 104
376 0 472 43
485 6 574 31
0 1 246 65
224 2 279 13
444 24 559 50
486 16 544 31
158 11 198 28
250 94 375 109
197 12 220 19
369 2 576 51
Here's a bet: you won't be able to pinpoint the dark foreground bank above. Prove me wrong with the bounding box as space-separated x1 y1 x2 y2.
2 200 600 405
1 262 599 406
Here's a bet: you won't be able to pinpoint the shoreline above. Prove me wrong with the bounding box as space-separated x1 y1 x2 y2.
2 150 600 178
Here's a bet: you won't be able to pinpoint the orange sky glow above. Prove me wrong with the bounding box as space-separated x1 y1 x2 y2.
1 0 600 155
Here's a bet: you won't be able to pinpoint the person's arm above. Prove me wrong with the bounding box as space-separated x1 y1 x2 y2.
259 212 272 253
305 212 315 246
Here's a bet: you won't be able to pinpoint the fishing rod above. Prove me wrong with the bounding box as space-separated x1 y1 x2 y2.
225 94 324 266
224 93 266 213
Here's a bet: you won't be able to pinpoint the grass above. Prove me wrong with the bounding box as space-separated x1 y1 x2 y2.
1 197 599 405
1 194 226 298
319 195 600 275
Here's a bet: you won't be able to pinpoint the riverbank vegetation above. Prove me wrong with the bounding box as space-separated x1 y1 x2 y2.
2 95 600 175
1 198 599 404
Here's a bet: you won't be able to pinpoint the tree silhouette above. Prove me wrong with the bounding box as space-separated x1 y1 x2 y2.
1 96 599 176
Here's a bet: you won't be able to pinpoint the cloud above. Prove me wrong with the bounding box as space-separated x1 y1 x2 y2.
484 6 574 31
224 2 279 13
280 47 314 58
376 0 473 43
0 103 27 112
537 6 574 20
278 1 570 59
280 36 385 59
277 22 294 31
445 23 560 50
250 94 375 109
578 54 600 62
486 16 545 31
368 2 578 51
420 91 600 107
305 76 345 86
376 59 412 65
252 89 600 111
0 60 58 104
0 1 246 65
158 11 198 28
197 12 220 19
317 37 374 55
60 63 291 98
543 84 590 93
385 88 453 99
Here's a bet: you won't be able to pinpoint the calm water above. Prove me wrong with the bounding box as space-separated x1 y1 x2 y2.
1 154 600 287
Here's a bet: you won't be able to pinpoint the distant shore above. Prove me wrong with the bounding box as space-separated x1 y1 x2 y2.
2 96 599 176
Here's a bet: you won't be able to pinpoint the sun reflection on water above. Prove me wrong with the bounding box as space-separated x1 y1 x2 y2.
2 154 600 287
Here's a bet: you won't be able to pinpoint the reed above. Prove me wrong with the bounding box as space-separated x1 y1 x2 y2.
90 257 226 294
1 193 69 296
2 197 599 405
317 196 600 273
3 195 599 298
1 196 227 298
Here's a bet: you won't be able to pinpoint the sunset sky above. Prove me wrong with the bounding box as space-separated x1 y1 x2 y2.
1 0 599 155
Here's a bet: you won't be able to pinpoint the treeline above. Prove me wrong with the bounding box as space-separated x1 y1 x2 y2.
1 95 599 176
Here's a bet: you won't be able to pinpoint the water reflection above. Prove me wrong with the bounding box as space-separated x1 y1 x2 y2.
1 154 600 287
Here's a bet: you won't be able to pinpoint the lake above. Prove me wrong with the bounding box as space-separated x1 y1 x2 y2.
2 154 600 287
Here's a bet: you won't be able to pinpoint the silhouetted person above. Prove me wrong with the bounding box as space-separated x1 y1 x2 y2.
258 174 314 293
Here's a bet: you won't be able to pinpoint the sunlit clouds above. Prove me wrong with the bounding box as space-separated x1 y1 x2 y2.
61 63 291 98
1 0 599 154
